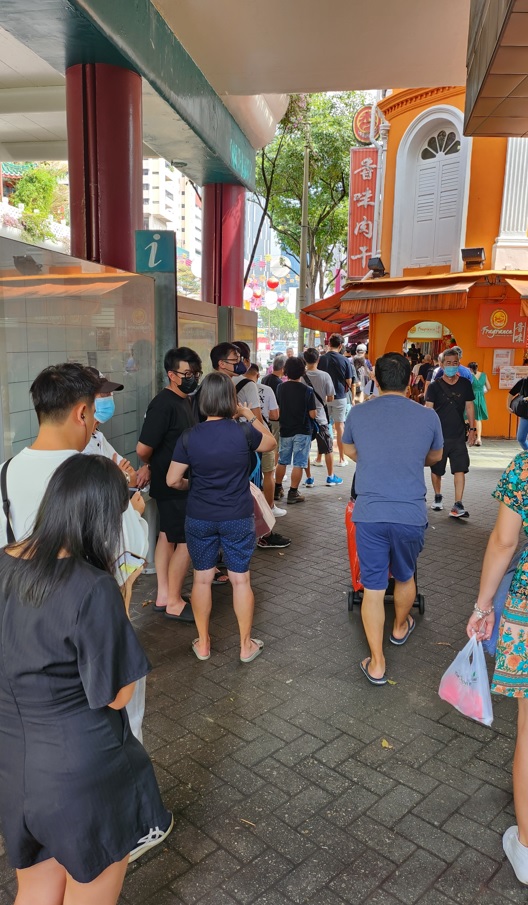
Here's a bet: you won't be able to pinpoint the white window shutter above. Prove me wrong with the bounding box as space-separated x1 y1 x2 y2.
410 144 461 267
434 157 460 262
410 161 438 265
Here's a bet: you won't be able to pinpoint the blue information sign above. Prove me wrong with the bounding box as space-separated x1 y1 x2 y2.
135 230 176 273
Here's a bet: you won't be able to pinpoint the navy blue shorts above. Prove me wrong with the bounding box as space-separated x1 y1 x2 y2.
355 522 426 591
185 516 256 573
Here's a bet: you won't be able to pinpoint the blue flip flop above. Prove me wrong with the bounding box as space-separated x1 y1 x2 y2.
390 616 416 646
360 658 387 686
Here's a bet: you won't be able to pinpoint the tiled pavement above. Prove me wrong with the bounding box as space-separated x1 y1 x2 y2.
1 439 527 904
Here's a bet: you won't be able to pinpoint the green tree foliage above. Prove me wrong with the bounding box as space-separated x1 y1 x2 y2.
11 165 59 243
177 261 201 297
259 305 298 339
254 92 367 301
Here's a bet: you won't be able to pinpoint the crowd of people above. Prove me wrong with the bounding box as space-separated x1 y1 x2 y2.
1 333 528 898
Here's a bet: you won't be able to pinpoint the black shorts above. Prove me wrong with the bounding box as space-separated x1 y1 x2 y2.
315 422 333 455
155 496 188 544
430 437 470 477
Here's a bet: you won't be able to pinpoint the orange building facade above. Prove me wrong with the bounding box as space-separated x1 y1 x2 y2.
302 86 528 437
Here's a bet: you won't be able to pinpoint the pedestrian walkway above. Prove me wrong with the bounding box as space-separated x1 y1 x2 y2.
0 440 524 904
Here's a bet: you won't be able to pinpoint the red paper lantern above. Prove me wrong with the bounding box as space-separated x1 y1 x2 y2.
267 277 280 290
277 294 286 304
253 288 262 298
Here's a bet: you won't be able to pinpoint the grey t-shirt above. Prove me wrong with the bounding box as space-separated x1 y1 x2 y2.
302 370 334 424
342 395 443 525
232 374 260 411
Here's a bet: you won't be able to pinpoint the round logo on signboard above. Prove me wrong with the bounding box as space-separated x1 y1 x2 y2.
353 105 381 145
132 308 147 326
490 309 508 329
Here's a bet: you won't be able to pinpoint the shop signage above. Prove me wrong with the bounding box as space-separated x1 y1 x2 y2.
499 366 528 390
477 303 528 348
492 348 514 375
347 147 379 279
408 321 444 340
352 105 381 145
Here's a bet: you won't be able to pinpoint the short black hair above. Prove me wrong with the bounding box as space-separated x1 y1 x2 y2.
329 333 343 349
304 347 319 365
247 363 260 377
233 340 251 362
199 371 237 418
375 353 411 392
164 347 202 375
30 363 101 424
468 361 478 373
284 356 306 380
210 342 240 370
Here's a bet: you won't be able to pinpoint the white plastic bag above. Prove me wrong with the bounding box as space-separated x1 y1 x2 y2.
249 482 276 537
438 635 493 727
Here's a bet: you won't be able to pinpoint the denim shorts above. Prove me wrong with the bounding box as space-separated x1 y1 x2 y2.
355 521 426 591
278 433 312 468
185 516 256 573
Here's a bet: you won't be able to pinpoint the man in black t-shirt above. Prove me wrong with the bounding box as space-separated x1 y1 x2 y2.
137 347 202 622
274 357 316 504
318 333 356 466
425 348 476 519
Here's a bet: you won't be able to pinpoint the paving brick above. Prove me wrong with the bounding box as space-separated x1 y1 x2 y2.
382 848 448 904
206 814 267 864
277 850 344 903
348 814 417 865
328 850 396 902
411 784 470 828
441 814 503 861
170 849 241 905
396 813 465 863
221 849 293 904
323 786 379 828
434 848 499 903
367 786 424 828
252 756 310 795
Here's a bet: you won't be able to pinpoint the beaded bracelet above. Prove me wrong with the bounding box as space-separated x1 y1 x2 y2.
473 605 493 618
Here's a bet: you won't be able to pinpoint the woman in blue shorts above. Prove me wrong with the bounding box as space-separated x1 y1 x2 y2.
167 372 276 663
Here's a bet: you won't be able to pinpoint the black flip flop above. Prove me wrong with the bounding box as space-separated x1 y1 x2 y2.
389 616 416 646
153 594 190 613
164 601 194 622
360 658 387 686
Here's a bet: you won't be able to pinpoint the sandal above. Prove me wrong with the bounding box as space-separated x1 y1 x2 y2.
212 570 229 585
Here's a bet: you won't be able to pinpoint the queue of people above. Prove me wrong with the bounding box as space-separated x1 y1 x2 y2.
2 335 528 898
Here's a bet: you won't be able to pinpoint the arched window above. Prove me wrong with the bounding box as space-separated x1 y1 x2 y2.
391 106 471 276
410 129 462 266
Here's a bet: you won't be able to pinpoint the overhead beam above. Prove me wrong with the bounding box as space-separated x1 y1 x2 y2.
0 86 65 115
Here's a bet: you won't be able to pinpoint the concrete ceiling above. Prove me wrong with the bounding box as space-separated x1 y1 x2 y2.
153 0 471 95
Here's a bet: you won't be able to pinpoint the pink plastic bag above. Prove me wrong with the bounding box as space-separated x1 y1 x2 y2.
438 635 493 726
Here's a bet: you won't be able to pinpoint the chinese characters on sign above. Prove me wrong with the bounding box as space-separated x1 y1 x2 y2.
477 304 528 348
348 148 379 279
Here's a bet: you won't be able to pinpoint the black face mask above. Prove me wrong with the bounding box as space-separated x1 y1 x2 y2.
179 376 198 395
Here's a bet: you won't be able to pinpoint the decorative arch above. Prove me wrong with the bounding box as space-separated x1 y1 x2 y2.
390 105 472 277
384 318 455 356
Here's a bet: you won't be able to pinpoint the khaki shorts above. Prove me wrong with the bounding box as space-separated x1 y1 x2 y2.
261 448 275 473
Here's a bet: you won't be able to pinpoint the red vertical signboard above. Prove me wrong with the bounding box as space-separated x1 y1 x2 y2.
347 148 379 279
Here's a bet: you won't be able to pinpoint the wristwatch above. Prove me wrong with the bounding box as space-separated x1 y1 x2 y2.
248 416 257 424
469 427 476 432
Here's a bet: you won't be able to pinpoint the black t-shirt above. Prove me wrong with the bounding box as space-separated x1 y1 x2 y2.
418 362 430 382
261 373 281 401
276 381 315 437
511 378 528 398
318 351 356 399
139 388 196 500
425 376 474 440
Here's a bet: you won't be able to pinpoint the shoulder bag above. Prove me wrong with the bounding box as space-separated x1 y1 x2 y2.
1 458 15 544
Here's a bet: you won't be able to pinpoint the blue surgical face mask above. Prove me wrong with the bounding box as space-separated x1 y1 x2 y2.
94 396 115 423
234 361 248 375
444 365 458 378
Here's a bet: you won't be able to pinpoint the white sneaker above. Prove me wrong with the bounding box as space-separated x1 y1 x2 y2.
272 505 287 517
311 460 324 467
128 814 174 863
503 826 528 884
336 460 348 467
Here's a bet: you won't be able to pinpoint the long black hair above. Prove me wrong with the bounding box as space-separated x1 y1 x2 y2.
0 454 129 606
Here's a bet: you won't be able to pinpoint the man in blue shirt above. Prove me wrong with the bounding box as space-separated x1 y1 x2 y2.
343 353 443 686
433 346 474 383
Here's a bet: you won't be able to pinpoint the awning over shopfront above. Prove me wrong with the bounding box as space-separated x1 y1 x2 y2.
340 278 479 315
505 278 528 316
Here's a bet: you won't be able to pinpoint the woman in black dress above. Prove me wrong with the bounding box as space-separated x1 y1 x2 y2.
0 455 171 905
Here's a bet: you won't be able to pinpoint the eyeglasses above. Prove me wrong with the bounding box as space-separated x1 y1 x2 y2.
221 357 241 365
172 369 202 379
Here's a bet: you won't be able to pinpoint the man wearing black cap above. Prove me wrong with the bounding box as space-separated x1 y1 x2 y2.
83 367 138 486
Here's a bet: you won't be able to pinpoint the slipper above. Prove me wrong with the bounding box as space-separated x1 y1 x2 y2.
165 602 195 623
212 570 229 585
360 658 387 686
240 639 264 663
154 594 190 613
192 639 211 661
390 616 416 646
